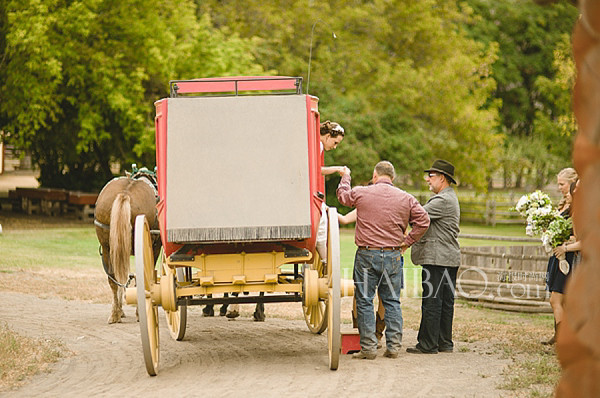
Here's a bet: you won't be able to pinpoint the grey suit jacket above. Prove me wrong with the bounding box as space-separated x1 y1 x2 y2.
410 187 461 267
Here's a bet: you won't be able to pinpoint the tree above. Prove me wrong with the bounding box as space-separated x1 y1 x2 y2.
198 0 502 192
530 33 577 186
0 0 263 190
461 0 579 187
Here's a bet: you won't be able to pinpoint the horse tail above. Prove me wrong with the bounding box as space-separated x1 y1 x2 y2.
109 193 132 285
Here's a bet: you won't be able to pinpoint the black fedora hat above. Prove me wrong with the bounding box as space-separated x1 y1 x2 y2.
425 159 456 184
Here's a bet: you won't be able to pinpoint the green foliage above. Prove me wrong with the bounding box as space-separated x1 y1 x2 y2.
199 0 502 192
462 0 579 188
0 0 579 193
0 0 263 190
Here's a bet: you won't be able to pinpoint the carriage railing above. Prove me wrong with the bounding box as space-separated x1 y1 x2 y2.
169 76 303 97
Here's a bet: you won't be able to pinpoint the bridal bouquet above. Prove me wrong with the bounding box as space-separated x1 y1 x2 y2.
542 217 574 274
541 217 573 250
514 191 559 236
515 191 573 274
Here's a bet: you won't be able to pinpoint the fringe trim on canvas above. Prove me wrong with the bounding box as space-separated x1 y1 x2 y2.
167 225 312 243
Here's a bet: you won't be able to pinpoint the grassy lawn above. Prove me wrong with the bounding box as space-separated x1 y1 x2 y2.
460 222 527 236
459 222 539 247
0 227 99 270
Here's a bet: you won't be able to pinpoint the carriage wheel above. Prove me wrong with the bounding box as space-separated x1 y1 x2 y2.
162 255 187 341
326 208 341 370
135 215 160 376
302 252 328 334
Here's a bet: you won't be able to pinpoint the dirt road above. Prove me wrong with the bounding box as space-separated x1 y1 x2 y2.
0 290 510 398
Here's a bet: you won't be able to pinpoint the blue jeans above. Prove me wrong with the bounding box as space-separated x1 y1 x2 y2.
353 249 404 353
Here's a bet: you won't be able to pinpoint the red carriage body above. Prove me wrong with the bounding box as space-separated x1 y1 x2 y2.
153 76 324 258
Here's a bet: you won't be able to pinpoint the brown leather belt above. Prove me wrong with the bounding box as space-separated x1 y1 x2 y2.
358 246 400 251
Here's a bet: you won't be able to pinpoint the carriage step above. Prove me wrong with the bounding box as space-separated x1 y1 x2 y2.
341 330 361 354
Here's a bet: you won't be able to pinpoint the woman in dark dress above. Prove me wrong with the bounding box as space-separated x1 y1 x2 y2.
543 169 578 345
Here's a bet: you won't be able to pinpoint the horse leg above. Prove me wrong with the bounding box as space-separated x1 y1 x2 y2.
118 286 126 318
108 277 124 324
103 246 124 324
219 293 229 316
204 293 230 316
253 292 265 322
226 292 240 318
203 294 215 317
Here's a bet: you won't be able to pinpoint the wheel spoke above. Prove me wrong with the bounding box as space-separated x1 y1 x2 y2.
310 305 317 325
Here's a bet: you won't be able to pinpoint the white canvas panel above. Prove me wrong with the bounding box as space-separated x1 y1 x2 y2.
165 95 311 243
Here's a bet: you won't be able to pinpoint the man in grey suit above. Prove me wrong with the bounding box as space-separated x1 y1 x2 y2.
407 159 461 354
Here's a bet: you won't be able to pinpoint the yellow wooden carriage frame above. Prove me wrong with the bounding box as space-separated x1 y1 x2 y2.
126 208 354 376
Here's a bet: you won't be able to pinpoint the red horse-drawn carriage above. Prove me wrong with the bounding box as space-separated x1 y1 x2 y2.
125 76 353 375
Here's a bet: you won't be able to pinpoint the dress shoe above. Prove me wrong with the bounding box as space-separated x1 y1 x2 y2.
383 350 398 358
406 346 437 354
352 351 377 360
225 310 240 319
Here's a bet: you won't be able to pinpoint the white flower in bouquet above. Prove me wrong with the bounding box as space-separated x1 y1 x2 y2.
515 195 530 216
515 190 553 217
525 222 534 236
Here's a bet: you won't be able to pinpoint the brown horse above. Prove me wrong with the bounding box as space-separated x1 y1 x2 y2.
94 173 160 324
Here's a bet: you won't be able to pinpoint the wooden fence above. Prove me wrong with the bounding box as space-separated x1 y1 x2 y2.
459 199 523 226
0 187 98 219
414 192 524 226
457 234 551 313
413 190 564 226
